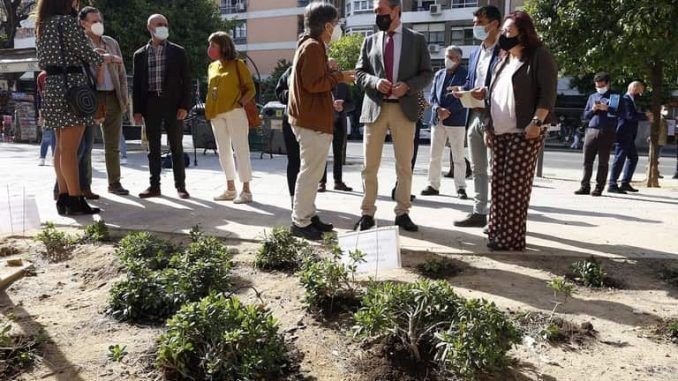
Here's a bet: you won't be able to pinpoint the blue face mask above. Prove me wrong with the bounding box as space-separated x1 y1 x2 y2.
473 25 488 41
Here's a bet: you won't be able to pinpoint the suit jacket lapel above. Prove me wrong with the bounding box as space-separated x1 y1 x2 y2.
397 28 410 83
376 31 385 77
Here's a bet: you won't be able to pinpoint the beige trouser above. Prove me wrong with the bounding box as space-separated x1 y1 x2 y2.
428 124 467 191
210 108 252 183
292 126 333 227
361 103 416 217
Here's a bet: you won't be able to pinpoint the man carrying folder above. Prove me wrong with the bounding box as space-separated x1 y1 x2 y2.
450 5 502 228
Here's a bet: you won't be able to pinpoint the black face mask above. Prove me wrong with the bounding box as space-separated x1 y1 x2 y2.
376 13 392 32
70 7 78 17
498 35 520 51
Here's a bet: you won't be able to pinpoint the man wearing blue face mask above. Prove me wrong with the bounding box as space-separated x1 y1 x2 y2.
575 72 619 196
450 5 502 229
132 14 192 200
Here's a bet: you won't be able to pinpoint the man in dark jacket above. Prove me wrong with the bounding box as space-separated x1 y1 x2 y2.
608 81 652 194
132 14 192 199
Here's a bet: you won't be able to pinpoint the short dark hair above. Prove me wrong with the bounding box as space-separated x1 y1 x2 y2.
473 5 502 24
594 72 611 83
208 31 237 61
304 2 338 38
78 6 99 21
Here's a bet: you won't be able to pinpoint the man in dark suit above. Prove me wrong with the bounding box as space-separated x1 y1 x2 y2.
608 81 652 194
319 68 355 193
354 0 433 232
451 5 502 228
133 14 192 199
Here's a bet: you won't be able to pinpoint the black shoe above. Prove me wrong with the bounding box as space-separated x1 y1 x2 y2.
82 188 100 200
591 188 603 197
673 174 678 179
354 215 375 231
620 183 639 193
318 182 326 193
607 185 627 194
574 187 591 195
139 186 161 198
65 196 99 215
421 186 439 196
56 193 68 215
177 187 190 199
78 196 100 214
487 241 508 252
457 189 468 200
334 182 353 191
291 224 323 240
311 215 334 232
454 213 487 228
391 187 416 201
108 182 130 196
444 171 454 178
395 214 418 232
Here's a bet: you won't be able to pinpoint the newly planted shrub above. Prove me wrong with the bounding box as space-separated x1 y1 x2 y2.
435 299 521 380
156 293 289 381
107 344 128 362
0 319 40 379
547 276 575 320
568 257 605 287
36 222 74 261
255 227 310 271
81 220 111 243
416 258 463 279
115 232 178 270
169 236 233 300
107 268 182 323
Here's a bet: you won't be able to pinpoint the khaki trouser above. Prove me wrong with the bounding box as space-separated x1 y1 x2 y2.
292 126 333 227
98 91 123 185
428 124 467 191
361 103 416 217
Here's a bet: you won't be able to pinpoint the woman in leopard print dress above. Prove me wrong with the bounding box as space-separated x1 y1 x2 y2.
36 0 103 215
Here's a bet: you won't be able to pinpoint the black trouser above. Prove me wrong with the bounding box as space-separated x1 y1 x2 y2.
580 126 615 190
144 95 186 189
282 118 300 197
321 116 348 184
411 119 422 169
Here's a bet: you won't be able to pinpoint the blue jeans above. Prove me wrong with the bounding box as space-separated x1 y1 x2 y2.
78 124 95 189
40 128 56 159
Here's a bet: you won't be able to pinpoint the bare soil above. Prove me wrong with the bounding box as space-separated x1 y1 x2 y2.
1 231 677 381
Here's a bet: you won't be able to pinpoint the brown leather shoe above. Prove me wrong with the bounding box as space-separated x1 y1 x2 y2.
108 182 130 196
177 187 190 199
82 188 100 200
139 186 161 198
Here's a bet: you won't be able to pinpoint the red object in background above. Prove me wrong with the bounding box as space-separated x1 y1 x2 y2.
36 71 47 95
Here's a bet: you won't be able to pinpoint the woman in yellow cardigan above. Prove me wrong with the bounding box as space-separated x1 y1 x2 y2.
205 31 256 203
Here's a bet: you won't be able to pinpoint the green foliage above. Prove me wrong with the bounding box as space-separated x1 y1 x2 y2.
416 258 463 279
156 293 289 381
568 257 605 287
255 227 310 272
328 33 365 72
0 319 39 380
189 224 203 243
36 222 74 261
667 321 678 340
107 344 128 362
115 232 178 270
547 276 576 320
169 236 233 301
298 245 364 315
107 268 182 323
259 59 292 104
81 220 111 243
435 299 522 380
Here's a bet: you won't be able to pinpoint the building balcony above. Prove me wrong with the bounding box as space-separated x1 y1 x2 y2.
221 0 247 14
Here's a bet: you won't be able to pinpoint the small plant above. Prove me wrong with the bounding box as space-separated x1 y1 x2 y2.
547 276 575 320
81 220 110 243
189 224 203 242
36 222 74 262
435 299 521 380
115 232 178 270
254 227 310 272
667 321 678 340
107 344 128 362
416 258 463 279
0 319 39 379
156 293 289 380
107 269 182 323
169 236 233 300
568 257 606 287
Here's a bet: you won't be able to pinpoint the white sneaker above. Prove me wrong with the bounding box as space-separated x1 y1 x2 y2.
233 191 252 204
214 189 237 201
120 157 128 165
38 158 45 166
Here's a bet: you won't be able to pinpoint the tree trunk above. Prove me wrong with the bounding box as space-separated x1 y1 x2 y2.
645 61 663 188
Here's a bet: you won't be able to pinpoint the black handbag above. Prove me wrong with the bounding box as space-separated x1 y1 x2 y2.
57 19 98 118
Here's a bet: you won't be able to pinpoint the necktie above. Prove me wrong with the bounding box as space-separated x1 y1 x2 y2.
385 31 395 84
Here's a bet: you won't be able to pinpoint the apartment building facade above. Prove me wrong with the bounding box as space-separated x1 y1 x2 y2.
219 0 523 77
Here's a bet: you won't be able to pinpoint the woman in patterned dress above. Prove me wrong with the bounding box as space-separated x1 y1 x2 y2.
36 0 105 215
484 11 558 251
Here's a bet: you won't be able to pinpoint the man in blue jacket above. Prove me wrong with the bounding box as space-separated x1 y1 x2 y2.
575 72 619 196
421 45 468 199
608 81 653 194
450 5 502 228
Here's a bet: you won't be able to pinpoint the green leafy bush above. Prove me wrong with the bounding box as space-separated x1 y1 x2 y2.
0 319 39 379
81 220 110 243
434 299 521 380
568 257 605 287
156 293 289 381
547 276 576 319
115 232 178 270
169 236 233 300
107 268 182 323
254 227 310 271
416 258 463 279
36 222 74 261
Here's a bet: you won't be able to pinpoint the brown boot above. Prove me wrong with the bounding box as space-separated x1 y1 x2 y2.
139 186 161 198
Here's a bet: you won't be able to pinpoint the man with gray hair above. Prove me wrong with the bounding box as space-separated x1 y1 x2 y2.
354 0 433 232
421 45 468 199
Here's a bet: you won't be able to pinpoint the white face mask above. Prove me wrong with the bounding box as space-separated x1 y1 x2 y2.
90 22 104 37
154 26 169 41
330 24 342 42
445 58 457 70
596 86 607 95
473 25 488 41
